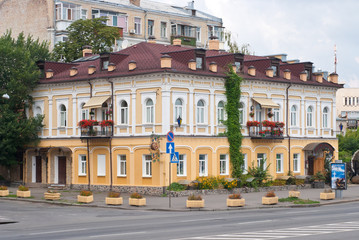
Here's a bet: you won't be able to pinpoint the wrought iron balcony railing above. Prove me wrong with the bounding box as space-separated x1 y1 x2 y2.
248 125 284 139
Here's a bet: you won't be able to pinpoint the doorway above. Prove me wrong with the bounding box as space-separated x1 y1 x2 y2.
58 156 66 184
36 156 42 183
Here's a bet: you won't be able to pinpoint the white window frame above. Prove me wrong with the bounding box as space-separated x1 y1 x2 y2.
134 17 141 34
59 104 67 127
97 154 106 176
293 153 300 172
78 154 87 176
196 27 201 42
239 102 245 125
80 103 89 120
276 153 283 173
81 8 87 19
307 106 313 127
217 101 225 125
199 154 208 177
148 19 154 36
257 153 267 169
273 107 280 122
255 104 262 122
323 107 329 128
177 154 186 176
117 154 126 177
290 105 297 127
143 154 152 177
174 98 183 124
243 153 248 174
160 22 167 38
145 98 154 124
120 100 129 125
219 154 229 175
197 100 205 124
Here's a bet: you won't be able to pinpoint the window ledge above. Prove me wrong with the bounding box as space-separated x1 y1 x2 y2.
117 175 127 177
142 176 152 178
78 174 86 177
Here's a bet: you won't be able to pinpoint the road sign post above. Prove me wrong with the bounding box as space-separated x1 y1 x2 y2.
166 131 175 208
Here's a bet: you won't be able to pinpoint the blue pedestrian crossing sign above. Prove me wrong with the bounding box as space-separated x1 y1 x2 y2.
166 142 175 154
170 152 179 163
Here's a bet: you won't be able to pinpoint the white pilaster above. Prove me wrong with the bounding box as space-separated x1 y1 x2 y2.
189 88 194 134
301 99 305 137
72 96 77 136
48 98 53 137
162 88 171 134
210 90 215 135
316 100 321 136
131 91 136 135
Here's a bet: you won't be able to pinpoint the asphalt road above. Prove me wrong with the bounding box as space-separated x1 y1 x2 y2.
1 201 359 240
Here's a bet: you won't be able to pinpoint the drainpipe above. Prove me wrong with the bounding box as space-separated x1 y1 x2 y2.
286 83 292 174
88 81 93 97
87 138 91 190
144 10 148 41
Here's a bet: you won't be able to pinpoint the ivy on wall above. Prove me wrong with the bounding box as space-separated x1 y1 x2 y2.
224 66 244 178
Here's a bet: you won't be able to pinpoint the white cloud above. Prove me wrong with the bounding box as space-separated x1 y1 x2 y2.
355 57 359 64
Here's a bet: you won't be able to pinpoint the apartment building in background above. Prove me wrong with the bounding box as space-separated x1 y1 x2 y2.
336 88 359 134
22 37 342 192
0 0 224 50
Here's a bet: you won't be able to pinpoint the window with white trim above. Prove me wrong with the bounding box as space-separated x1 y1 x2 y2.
177 154 186 176
145 99 154 124
293 153 300 172
79 155 86 176
35 106 42 117
81 9 87 19
196 27 201 42
55 2 80 21
257 153 266 170
239 102 244 124
242 153 248 174
290 105 297 126
323 107 329 128
120 101 128 124
81 103 88 120
307 106 313 127
134 17 141 34
97 154 106 176
175 99 183 123
143 154 152 177
273 107 280 122
59 104 67 127
220 154 229 175
255 104 262 122
276 153 283 173
161 22 167 38
217 101 224 124
117 155 126 176
199 154 208 176
148 19 154 36
197 100 205 124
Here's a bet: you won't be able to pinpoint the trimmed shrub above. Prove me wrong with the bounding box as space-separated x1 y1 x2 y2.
18 185 29 191
80 190 92 196
228 193 241 199
188 194 202 200
130 192 143 199
108 191 120 198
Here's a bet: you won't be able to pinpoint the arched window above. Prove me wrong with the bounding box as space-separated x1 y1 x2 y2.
60 104 67 127
197 100 205 124
145 99 154 124
120 101 128 124
35 106 42 117
175 99 183 122
255 104 262 122
290 105 297 126
323 107 329 128
307 106 313 127
80 103 88 120
273 107 280 122
239 102 244 124
217 101 224 124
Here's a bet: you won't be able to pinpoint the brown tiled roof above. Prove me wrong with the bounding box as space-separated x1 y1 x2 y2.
38 42 342 88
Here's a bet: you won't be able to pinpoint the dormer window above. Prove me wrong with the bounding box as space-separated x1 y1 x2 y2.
100 53 110 70
196 57 203 69
234 53 244 73
235 62 241 73
271 65 278 76
102 60 109 70
195 49 206 70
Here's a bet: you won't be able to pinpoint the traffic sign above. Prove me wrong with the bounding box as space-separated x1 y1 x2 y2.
166 131 174 142
170 152 179 163
166 142 175 154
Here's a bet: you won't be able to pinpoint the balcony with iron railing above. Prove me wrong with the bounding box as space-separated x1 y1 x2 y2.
79 120 113 138
247 120 284 139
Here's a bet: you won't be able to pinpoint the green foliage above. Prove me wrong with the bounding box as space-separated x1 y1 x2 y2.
224 66 244 178
80 190 92 196
279 197 299 202
286 177 296 185
279 197 319 205
130 192 143 199
0 32 47 168
247 160 272 187
188 194 202 200
18 185 29 191
224 30 254 55
310 171 326 182
52 17 121 62
167 182 186 192
338 129 359 162
195 176 239 190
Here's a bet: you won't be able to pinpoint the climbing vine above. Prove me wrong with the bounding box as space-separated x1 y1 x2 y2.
224 66 244 178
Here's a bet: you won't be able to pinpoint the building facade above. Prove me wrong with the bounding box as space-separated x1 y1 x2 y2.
0 0 223 50
24 39 341 192
336 88 359 134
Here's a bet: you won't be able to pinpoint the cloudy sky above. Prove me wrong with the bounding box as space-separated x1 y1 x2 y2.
155 0 358 88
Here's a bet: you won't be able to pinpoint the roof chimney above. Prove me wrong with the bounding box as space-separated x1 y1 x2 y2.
45 69 53 79
329 72 338 84
208 36 219 50
82 45 93 57
108 63 116 72
283 69 291 80
88 65 96 75
173 38 181 46
129 60 137 71
265 67 274 78
209 62 217 73
70 67 78 77
130 0 140 7
188 59 196 70
148 36 156 44
300 71 307 81
248 66 256 76
161 55 172 69
314 73 323 83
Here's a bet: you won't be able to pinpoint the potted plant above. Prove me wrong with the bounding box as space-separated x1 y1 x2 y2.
262 191 278 205
227 193 245 207
249 112 254 118
17 185 31 198
311 171 326 188
267 112 274 118
0 185 9 197
44 190 61 200
129 192 146 206
77 190 93 203
320 188 335 200
288 189 300 198
105 191 123 205
186 194 204 208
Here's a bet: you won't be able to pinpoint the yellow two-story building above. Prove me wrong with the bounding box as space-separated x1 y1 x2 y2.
26 39 342 193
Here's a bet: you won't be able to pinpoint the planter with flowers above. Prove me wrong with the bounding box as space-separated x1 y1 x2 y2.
17 185 31 198
78 120 99 136
186 194 204 208
246 121 260 127
320 189 335 200
275 122 285 128
249 111 254 118
227 193 245 207
267 112 274 118
106 191 123 205
129 192 146 206
289 190 300 198
262 191 278 205
262 120 276 128
44 190 61 200
77 190 93 203
0 186 9 197
100 120 113 127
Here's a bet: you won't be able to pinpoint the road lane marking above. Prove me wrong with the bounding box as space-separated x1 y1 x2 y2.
180 218 223 223
28 228 89 235
89 231 146 238
237 220 273 225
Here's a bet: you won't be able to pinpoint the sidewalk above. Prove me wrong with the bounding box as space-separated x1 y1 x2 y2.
1 185 359 212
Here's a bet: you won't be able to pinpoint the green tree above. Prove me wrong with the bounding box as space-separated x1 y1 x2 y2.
338 129 359 162
0 32 48 177
53 17 121 62
224 30 254 55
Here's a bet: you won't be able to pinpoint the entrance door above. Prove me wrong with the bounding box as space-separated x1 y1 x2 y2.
308 156 314 175
36 156 42 183
58 156 66 184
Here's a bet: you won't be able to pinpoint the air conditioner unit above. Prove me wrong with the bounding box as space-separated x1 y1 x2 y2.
129 29 136 34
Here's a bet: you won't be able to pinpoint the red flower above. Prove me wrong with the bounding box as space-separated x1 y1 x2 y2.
246 121 260 127
100 120 114 127
78 120 98 128
262 120 275 128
